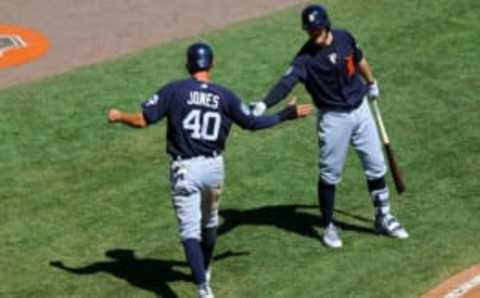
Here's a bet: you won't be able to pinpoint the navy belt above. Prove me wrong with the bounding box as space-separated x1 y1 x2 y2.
173 151 219 161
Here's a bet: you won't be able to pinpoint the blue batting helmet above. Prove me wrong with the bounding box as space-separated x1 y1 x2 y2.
186 42 214 74
302 4 331 32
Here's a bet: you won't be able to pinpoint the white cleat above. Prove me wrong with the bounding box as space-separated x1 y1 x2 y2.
198 283 214 298
322 223 343 248
206 268 211 284
375 213 409 239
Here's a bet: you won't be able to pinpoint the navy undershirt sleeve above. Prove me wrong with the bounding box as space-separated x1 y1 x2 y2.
263 74 299 108
263 56 306 108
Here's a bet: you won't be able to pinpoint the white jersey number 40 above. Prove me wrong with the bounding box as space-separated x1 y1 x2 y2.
182 109 221 141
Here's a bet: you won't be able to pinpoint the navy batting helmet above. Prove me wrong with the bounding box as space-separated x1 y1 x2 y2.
302 4 331 32
186 42 214 74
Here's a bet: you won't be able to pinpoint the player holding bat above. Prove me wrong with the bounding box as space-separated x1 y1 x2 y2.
251 4 408 248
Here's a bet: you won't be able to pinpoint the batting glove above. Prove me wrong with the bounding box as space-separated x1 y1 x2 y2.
367 80 380 100
249 101 267 116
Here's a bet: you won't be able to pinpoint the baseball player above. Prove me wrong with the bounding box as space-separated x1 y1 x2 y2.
108 42 313 298
251 4 408 248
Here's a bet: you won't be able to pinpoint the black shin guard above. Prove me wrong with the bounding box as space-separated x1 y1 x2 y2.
367 177 386 192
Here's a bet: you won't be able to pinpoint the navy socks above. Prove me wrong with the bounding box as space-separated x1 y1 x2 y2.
318 180 336 227
182 238 206 285
201 228 217 270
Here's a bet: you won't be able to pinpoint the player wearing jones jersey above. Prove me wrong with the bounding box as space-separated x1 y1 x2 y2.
108 42 312 298
251 4 408 248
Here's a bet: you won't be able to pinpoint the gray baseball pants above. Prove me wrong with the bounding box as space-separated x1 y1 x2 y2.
317 98 387 184
170 155 224 241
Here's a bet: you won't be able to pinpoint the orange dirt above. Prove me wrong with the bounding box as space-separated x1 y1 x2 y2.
422 265 480 298
463 286 480 298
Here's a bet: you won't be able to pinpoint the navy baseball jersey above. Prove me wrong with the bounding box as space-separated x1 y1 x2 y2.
264 29 368 110
142 78 292 159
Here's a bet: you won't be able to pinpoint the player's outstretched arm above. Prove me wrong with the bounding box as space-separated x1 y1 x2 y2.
251 71 300 116
108 109 148 128
232 96 313 131
253 97 313 129
50 260 100 274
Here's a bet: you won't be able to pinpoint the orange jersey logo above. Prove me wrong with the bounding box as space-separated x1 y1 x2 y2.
0 24 49 68
345 54 356 77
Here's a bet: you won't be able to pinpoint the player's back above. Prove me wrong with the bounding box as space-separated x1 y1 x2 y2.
142 78 236 159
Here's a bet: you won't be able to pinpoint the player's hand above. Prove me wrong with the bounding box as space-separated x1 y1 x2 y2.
288 96 314 117
108 109 122 122
367 80 380 100
296 104 314 117
249 101 267 116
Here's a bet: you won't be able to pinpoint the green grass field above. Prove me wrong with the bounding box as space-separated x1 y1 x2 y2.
1 0 479 297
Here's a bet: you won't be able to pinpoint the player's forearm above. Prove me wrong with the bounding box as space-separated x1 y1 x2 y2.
263 75 298 108
108 109 147 128
358 58 376 84
243 106 297 130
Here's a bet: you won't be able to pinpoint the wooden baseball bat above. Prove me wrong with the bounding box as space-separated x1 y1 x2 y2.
371 100 406 194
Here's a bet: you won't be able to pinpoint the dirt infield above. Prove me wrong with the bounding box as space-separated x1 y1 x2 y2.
0 0 309 90
422 265 480 298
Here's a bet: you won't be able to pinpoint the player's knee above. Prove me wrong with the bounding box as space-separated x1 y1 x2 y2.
178 219 202 241
365 164 387 180
319 161 343 185
180 229 201 241
319 171 342 185
201 208 219 228
207 186 222 210
202 213 219 229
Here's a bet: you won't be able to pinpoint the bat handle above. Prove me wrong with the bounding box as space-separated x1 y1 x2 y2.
371 100 390 144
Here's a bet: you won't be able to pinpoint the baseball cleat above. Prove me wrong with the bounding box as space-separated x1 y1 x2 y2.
198 283 214 298
375 213 409 239
322 223 343 248
206 268 211 284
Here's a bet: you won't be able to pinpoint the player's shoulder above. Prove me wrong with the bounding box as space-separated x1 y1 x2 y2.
296 39 317 57
207 81 237 98
332 28 356 42
163 78 192 90
152 79 185 96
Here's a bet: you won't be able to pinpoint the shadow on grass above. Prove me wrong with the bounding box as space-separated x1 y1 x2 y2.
218 204 376 240
50 248 249 298
334 208 372 224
